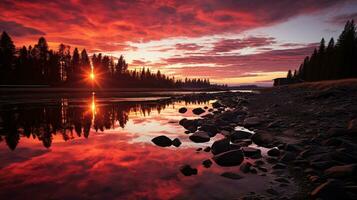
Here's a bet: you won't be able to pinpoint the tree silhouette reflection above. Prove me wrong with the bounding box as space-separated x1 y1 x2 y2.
0 93 211 150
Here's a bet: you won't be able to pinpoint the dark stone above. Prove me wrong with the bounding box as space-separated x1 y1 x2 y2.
189 131 210 143
179 118 198 132
178 107 187 113
212 101 223 108
221 172 243 180
324 164 357 178
192 107 205 115
251 131 275 147
243 117 262 127
202 159 212 168
211 138 230 155
275 177 289 183
267 148 280 157
199 124 218 137
285 144 303 152
241 147 261 158
151 135 172 147
172 138 182 147
213 149 244 167
180 165 198 176
230 130 253 142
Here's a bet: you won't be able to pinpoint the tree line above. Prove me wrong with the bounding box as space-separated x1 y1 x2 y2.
0 32 219 88
285 20 357 82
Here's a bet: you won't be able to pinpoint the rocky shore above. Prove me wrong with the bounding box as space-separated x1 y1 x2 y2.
153 80 357 199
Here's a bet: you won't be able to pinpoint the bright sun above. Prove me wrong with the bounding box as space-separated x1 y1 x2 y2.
90 72 95 80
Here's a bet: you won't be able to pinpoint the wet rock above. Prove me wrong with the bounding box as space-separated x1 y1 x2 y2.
178 107 187 113
151 135 172 147
267 148 280 157
266 157 278 164
285 143 303 152
324 164 357 178
213 149 244 167
230 130 253 142
199 124 218 137
250 168 258 174
202 159 212 168
251 131 275 147
204 106 208 109
196 148 202 151
180 165 198 176
310 160 339 170
221 172 243 180
243 117 262 127
192 107 205 115
179 118 198 132
172 138 182 147
211 138 230 155
241 147 261 158
240 162 252 173
189 131 210 143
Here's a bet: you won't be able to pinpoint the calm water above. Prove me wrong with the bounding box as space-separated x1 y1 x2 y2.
0 92 278 200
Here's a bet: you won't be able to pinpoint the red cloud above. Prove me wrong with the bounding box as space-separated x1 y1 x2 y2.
0 0 348 51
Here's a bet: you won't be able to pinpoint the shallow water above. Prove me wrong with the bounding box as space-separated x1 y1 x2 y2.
0 92 287 200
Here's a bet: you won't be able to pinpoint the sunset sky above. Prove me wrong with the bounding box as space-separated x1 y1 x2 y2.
1 0 357 85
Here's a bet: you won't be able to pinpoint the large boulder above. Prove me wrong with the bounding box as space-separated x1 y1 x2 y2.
192 108 205 115
241 147 261 158
199 124 219 137
230 130 253 142
211 138 230 155
213 149 244 167
267 148 280 157
310 180 347 200
179 118 198 132
189 131 210 143
251 131 275 147
151 135 172 147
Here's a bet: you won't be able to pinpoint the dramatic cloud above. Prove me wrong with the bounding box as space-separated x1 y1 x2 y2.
212 36 276 53
0 0 353 84
0 20 45 37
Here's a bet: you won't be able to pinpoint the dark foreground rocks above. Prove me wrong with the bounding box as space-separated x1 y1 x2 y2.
174 82 357 199
151 135 172 147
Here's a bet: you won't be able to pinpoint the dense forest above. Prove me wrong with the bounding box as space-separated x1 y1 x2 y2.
286 20 357 82
0 32 221 88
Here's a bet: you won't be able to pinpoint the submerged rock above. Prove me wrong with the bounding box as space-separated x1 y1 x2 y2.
211 138 230 155
213 149 244 167
180 165 198 176
178 107 187 113
202 159 213 168
172 138 182 147
230 130 253 142
151 135 172 147
189 131 210 143
240 162 252 173
192 108 205 115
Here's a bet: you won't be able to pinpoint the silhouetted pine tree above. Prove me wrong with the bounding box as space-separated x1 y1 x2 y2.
0 31 16 84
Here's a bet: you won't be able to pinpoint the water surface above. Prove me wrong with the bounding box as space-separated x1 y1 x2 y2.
0 92 277 200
